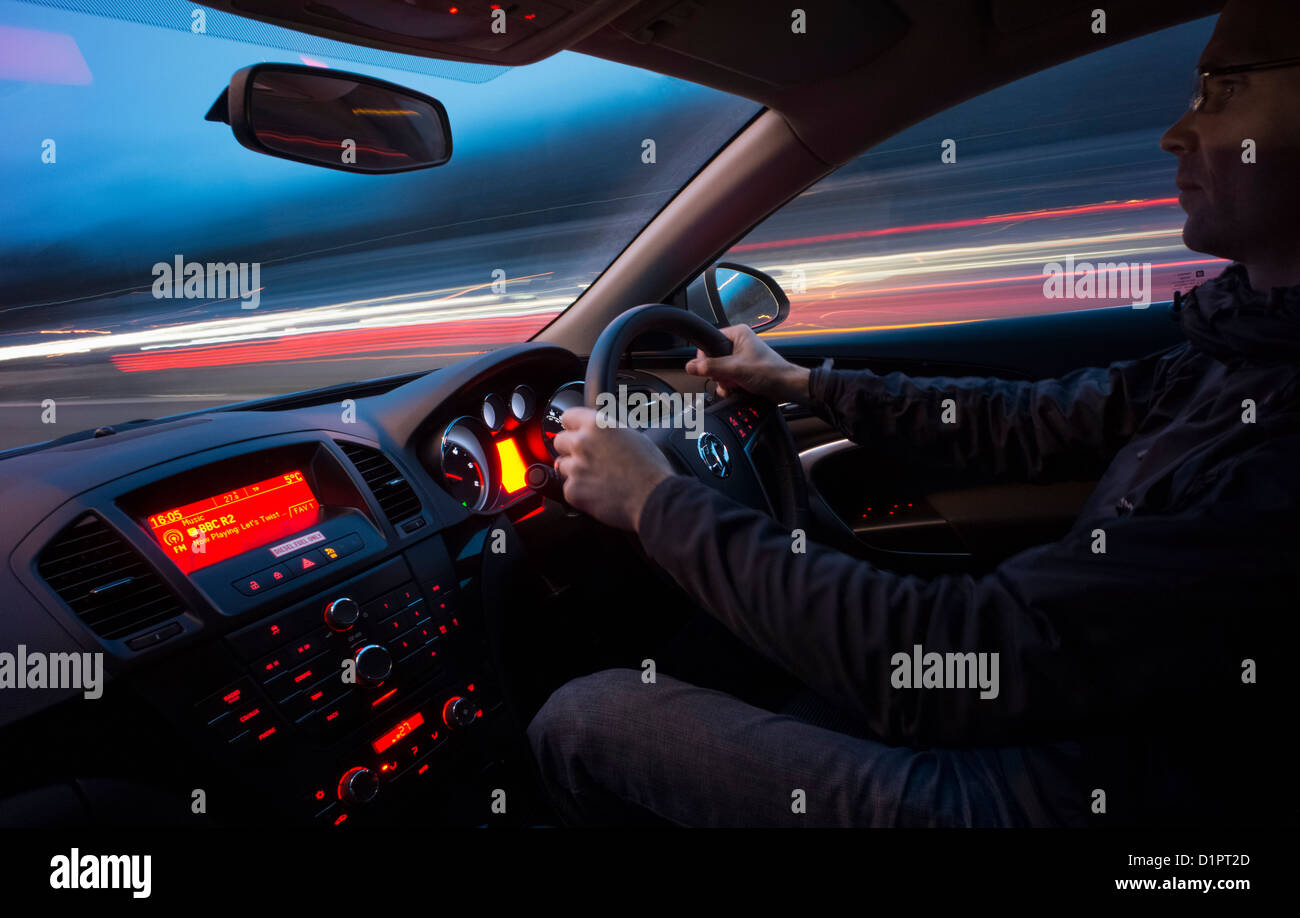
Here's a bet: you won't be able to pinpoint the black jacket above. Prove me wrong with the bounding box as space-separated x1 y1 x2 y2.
638 264 1298 824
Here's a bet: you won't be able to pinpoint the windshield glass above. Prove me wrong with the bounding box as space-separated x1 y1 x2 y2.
0 0 760 449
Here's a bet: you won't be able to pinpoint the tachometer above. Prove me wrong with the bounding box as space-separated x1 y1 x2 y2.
440 417 492 511
542 382 584 457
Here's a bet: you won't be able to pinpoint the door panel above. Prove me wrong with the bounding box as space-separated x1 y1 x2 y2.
779 302 1184 573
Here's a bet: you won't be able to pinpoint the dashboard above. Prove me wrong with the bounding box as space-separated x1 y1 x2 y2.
431 380 580 514
423 369 671 515
0 342 668 827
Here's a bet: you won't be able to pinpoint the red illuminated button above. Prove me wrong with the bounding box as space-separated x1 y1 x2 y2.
369 591 402 617
289 628 328 659
378 610 413 636
267 653 333 703
196 678 255 725
256 654 288 681
256 564 291 586
294 551 325 573
233 575 267 596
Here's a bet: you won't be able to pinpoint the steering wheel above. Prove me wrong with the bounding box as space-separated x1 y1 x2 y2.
584 304 810 530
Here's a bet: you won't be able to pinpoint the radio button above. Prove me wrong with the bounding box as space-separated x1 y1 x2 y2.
385 629 422 659
377 609 413 638
254 651 290 682
288 627 329 660
228 606 320 660
365 591 403 618
317 693 359 730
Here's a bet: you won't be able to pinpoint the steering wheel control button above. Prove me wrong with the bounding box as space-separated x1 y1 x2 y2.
353 644 393 686
338 766 379 805
324 597 361 631
696 432 732 478
724 404 761 441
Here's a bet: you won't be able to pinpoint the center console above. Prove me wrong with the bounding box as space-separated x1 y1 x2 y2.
22 432 522 826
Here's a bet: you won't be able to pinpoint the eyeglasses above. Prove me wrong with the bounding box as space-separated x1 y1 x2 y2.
1190 54 1300 113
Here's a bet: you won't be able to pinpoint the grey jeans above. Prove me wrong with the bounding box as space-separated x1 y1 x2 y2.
527 668 1086 827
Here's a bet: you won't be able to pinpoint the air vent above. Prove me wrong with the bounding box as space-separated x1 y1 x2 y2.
336 441 423 527
36 514 185 640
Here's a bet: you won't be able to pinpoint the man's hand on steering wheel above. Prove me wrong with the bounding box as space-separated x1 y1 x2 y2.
685 325 811 402
553 406 676 533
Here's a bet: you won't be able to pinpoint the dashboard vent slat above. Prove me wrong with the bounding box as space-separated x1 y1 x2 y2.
336 441 423 527
36 514 184 640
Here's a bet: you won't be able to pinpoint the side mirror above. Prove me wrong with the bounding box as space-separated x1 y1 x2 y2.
685 262 790 332
206 63 452 174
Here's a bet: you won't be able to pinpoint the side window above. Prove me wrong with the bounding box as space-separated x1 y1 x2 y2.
725 17 1225 336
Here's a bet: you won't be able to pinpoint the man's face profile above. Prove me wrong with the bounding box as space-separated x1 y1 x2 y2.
1160 0 1300 279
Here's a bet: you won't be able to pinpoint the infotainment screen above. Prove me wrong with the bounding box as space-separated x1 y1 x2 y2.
146 470 321 574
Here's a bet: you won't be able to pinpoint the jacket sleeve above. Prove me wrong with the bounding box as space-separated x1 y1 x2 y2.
806 347 1180 483
637 439 1289 746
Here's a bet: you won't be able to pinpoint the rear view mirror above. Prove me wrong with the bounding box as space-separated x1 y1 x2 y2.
685 262 791 332
207 63 451 174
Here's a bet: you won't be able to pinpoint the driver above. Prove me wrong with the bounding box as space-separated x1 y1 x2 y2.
530 0 1300 826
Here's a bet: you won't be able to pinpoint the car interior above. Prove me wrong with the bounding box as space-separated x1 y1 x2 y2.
0 0 1223 827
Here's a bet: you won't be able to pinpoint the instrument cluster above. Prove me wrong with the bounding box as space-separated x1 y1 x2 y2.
435 381 582 513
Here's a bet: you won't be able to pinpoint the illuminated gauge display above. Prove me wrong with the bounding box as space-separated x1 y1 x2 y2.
440 417 492 511
510 385 536 422
543 381 584 457
482 393 507 432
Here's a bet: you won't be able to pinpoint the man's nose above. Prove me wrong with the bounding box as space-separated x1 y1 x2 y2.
1160 109 1198 156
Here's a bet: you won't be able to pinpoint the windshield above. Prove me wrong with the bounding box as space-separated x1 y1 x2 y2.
0 0 761 449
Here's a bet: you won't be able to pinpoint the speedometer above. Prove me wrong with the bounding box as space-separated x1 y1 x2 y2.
439 417 492 511
542 381 584 457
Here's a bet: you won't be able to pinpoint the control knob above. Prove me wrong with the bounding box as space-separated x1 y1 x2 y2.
338 766 378 805
324 597 360 631
442 695 478 729
352 644 392 686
